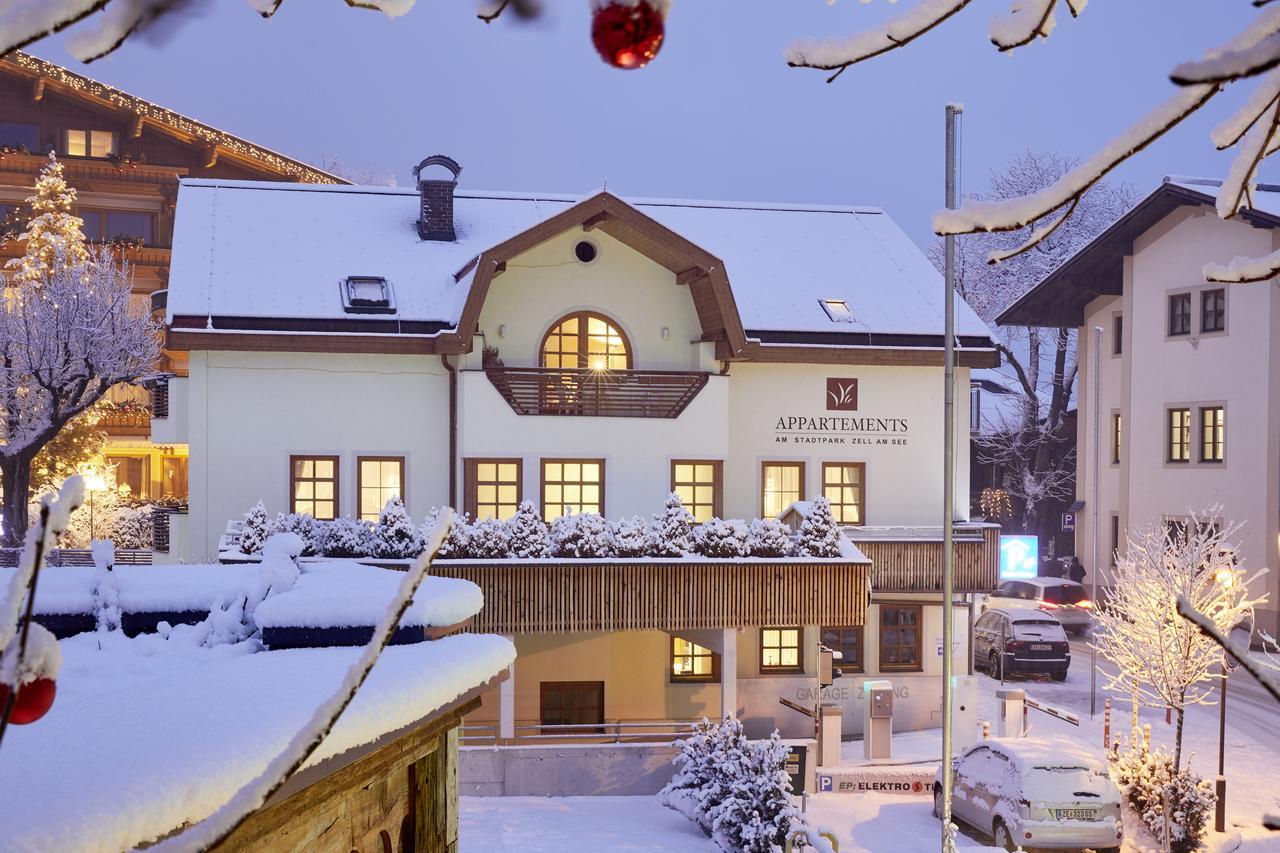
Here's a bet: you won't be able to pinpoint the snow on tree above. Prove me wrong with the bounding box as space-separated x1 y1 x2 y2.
652 491 694 557
612 515 653 558
505 500 552 558
110 504 152 550
1093 510 1264 770
372 497 424 559
747 518 793 558
273 513 320 557
797 497 841 558
0 171 160 546
322 517 374 559
238 501 273 555
692 518 749 558
468 517 511 559
708 730 803 853
660 715 749 834
932 152 1132 540
433 510 473 559
3 154 89 287
1112 735 1216 853
90 539 120 633
551 512 615 558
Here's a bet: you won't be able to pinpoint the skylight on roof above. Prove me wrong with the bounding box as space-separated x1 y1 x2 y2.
342 276 395 315
819 299 854 323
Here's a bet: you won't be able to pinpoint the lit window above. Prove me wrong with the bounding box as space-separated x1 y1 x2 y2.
761 462 803 519
672 460 721 522
820 299 854 323
1168 293 1192 337
822 462 864 525
66 129 116 158
1167 408 1191 463
1200 406 1225 463
1201 289 1226 334
291 455 338 519
467 459 522 521
542 312 630 371
821 626 863 674
358 456 404 521
1111 413 1122 465
761 627 802 672
541 459 604 521
879 604 922 672
672 638 719 682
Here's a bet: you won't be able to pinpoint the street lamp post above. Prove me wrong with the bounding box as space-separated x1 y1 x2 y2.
80 471 108 541
1216 663 1227 833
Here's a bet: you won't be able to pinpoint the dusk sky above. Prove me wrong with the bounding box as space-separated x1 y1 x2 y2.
30 1 1261 248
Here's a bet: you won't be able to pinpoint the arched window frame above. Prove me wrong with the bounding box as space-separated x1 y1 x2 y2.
539 310 634 370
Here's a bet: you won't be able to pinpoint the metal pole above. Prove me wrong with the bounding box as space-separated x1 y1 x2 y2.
1089 325 1102 718
941 101 962 853
1216 665 1227 833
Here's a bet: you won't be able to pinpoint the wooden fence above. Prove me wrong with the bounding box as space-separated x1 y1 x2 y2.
852 525 1000 594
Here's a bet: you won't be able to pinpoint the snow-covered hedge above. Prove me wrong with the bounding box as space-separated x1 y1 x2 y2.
229 493 851 561
53 490 155 550
1112 735 1215 853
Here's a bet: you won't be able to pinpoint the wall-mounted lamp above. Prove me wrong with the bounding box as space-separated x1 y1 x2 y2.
498 323 507 338
661 326 670 341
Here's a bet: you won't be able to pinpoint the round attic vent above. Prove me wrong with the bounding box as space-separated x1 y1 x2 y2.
574 240 598 264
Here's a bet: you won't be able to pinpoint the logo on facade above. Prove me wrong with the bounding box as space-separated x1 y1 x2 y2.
826 378 858 411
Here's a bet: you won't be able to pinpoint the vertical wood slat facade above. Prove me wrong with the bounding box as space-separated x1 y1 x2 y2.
432 560 870 635
853 526 1000 594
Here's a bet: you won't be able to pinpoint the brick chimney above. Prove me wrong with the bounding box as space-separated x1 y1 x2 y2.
412 154 462 242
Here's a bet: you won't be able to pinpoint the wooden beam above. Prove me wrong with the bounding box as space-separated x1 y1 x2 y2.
130 113 144 139
491 260 506 277
675 267 705 286
31 77 45 102
582 210 610 231
203 145 218 169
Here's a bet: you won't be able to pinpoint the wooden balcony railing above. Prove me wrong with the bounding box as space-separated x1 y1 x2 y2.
850 525 1001 594
97 402 152 436
485 367 710 419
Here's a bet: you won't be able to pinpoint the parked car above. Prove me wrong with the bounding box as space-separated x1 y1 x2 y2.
974 608 1070 681
983 577 1094 635
935 738 1123 852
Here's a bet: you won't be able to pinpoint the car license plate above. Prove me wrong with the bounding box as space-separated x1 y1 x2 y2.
1053 808 1098 821
1030 644 1052 651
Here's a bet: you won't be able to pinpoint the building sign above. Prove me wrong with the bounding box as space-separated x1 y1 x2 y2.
785 744 807 794
1061 511 1076 532
826 378 859 411
999 535 1039 580
817 769 934 795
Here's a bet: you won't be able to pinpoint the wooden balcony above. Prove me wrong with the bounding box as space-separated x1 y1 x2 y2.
432 558 869 634
485 367 709 419
849 524 1001 594
98 401 152 436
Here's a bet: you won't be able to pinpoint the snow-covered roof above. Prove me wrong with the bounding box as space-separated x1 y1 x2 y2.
167 179 992 341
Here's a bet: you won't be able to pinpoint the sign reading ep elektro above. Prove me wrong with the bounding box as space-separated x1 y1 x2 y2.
998 535 1039 580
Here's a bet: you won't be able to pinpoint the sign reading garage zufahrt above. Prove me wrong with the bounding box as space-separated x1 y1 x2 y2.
774 378 910 447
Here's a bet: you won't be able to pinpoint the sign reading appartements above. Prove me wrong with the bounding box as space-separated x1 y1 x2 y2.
773 377 910 446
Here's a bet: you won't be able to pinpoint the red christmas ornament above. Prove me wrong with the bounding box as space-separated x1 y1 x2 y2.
1 678 57 725
591 0 665 70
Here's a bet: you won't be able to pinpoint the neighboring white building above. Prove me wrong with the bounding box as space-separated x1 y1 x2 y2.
159 155 999 742
999 177 1280 634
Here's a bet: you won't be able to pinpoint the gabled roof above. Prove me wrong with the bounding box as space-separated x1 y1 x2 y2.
166 179 996 365
997 178 1280 328
2 52 342 185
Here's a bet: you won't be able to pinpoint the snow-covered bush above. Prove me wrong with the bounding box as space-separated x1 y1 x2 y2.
693 518 749 558
469 517 511 559
747 518 793 558
552 513 615 558
273 512 321 557
372 497 424 559
653 491 694 556
434 510 473 559
613 515 654 558
109 504 152 550
1113 738 1214 853
323 516 375 558
258 532 303 598
505 500 552 558
797 496 841 558
90 540 120 633
238 500 274 554
708 731 802 853
660 716 748 834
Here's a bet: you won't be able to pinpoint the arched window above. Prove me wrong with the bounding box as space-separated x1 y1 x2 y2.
540 311 631 370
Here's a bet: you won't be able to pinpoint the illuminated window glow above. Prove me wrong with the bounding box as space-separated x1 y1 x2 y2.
358 456 404 521
542 459 603 521
672 638 718 681
761 627 802 672
542 312 629 371
672 461 720 522
291 455 338 519
66 128 116 158
822 462 864 524
1168 408 1191 463
761 462 803 519
468 459 521 521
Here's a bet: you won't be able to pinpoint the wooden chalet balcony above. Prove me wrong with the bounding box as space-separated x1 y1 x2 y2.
850 524 1001 594
432 558 869 634
485 367 710 419
98 401 152 436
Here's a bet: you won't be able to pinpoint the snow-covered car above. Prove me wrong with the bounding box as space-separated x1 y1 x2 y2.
973 608 1070 681
983 578 1094 634
934 738 1123 852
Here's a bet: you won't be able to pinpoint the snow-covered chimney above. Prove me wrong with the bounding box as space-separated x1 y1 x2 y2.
413 154 462 242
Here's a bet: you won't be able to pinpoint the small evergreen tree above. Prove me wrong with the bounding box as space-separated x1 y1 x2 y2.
506 500 552 558
552 512 615 558
708 730 803 853
653 491 694 556
4 153 90 285
469 516 512 559
693 518 749 558
373 496 424 559
324 516 374 558
276 512 321 556
747 518 793 558
797 496 841 558
613 515 654 557
434 510 473 559
239 500 273 554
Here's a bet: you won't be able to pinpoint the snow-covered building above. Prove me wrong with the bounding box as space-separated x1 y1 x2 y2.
163 157 1000 747
1000 176 1280 635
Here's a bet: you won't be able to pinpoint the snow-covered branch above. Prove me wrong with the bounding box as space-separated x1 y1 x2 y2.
148 511 452 852
1175 595 1280 706
1170 7 1280 86
988 0 1084 54
1202 246 1280 284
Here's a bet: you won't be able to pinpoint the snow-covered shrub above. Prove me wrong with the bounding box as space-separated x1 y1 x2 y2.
469 517 512 559
258 532 303 598
747 518 793 558
434 510 473 559
797 496 841 558
552 512 615 558
506 500 552 558
273 512 321 557
1113 739 1214 853
238 500 274 554
653 491 694 556
90 540 120 633
373 497 424 559
708 730 802 853
613 515 654 558
323 516 375 558
109 504 152 550
693 518 749 558
660 716 749 834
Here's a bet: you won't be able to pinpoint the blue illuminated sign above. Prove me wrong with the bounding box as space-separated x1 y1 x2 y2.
999 535 1039 580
